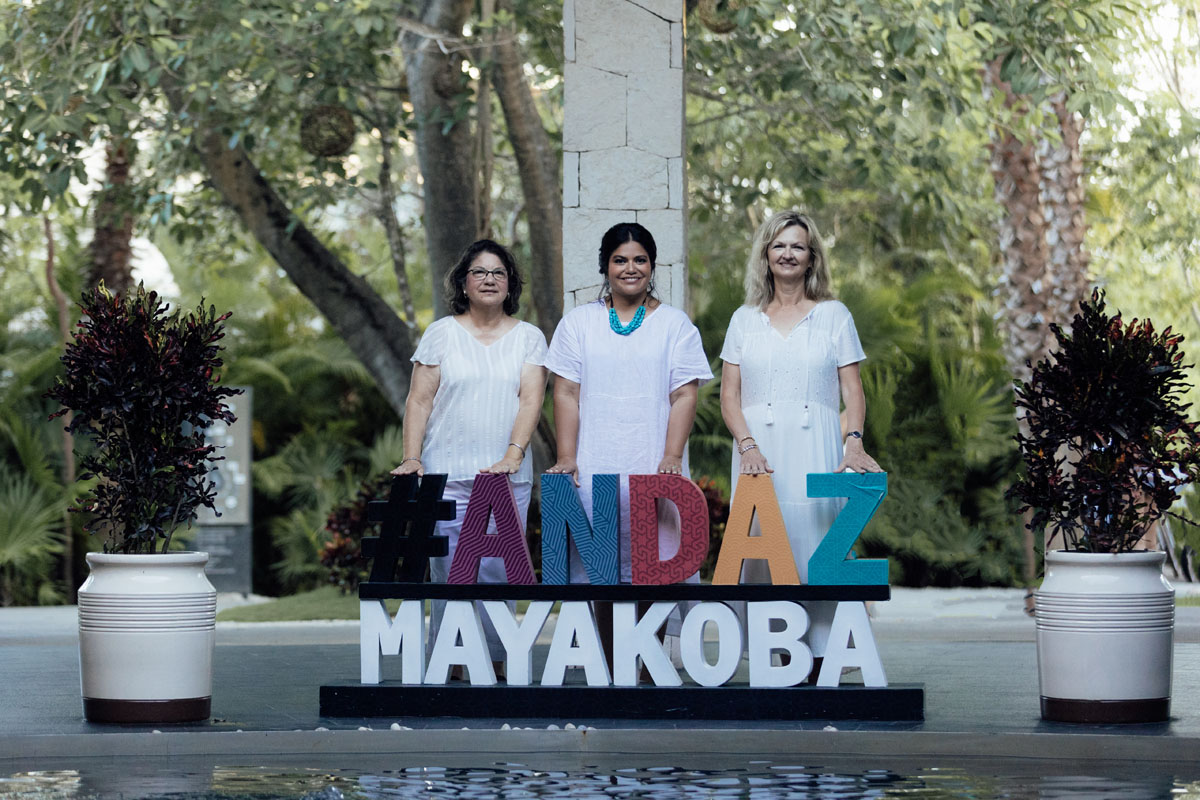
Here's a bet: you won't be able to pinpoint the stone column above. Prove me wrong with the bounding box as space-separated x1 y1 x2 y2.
562 0 686 311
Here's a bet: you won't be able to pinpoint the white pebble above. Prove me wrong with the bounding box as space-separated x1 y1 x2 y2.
578 725 588 731
501 723 511 730
823 725 838 732
546 724 559 730
564 723 576 730
390 723 402 731
315 726 329 732
358 726 370 731
152 730 161 734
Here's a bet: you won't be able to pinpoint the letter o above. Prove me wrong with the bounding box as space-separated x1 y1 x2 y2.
679 602 742 687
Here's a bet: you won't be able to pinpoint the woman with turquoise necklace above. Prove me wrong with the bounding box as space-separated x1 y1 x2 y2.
546 222 712 666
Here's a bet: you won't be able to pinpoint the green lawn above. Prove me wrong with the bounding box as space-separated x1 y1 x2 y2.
216 586 531 621
1178 595 1200 607
216 586 400 622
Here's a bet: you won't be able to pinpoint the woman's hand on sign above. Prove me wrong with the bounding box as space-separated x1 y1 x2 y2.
546 456 580 487
482 456 522 474
390 458 424 477
657 454 683 475
739 446 773 475
836 437 882 474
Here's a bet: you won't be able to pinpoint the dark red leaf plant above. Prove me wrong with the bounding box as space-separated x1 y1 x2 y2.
1010 290 1200 553
46 283 243 554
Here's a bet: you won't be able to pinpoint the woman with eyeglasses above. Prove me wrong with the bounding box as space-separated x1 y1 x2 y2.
392 239 548 677
720 210 881 681
545 222 712 666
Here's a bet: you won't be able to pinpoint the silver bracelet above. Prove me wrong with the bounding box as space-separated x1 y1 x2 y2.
508 442 526 457
738 443 759 456
399 457 421 466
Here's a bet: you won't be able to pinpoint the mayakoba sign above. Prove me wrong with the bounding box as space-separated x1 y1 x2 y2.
320 471 925 721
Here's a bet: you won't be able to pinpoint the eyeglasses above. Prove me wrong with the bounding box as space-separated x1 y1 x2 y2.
466 268 509 283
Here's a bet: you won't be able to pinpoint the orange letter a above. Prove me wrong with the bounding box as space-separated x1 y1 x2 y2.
711 475 800 585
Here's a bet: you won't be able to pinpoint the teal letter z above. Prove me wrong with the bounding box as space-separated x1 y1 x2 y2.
806 472 888 586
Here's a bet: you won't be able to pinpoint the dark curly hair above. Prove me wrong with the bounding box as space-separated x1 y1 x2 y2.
444 239 524 316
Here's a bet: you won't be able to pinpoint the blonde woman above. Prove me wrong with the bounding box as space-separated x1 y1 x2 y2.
719 210 880 679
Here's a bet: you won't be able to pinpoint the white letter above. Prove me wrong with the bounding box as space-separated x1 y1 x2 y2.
360 599 424 685
817 602 886 687
679 602 741 687
541 601 611 686
747 601 812 687
425 600 496 685
483 600 552 686
612 602 681 686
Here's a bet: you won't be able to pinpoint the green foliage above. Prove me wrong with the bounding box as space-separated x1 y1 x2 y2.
45 284 242 554
0 474 65 605
1012 291 1200 552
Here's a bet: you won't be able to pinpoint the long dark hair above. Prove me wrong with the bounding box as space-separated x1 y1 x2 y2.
444 239 524 315
597 222 657 299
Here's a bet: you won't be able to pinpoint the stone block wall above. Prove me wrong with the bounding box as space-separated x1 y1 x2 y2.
562 0 687 311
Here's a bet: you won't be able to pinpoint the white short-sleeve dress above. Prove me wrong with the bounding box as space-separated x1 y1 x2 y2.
719 300 866 656
544 300 713 586
412 315 548 655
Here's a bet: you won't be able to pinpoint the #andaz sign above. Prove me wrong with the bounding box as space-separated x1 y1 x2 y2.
357 472 891 690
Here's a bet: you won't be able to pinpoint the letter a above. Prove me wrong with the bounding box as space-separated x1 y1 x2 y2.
447 473 535 584
629 474 709 585
712 475 799 585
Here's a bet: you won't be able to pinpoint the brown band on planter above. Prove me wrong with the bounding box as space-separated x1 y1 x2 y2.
83 697 211 724
1041 696 1169 724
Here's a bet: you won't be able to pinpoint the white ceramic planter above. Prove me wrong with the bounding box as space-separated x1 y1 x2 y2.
78 552 216 723
1035 550 1173 723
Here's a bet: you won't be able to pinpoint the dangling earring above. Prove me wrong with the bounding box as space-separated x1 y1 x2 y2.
647 274 656 297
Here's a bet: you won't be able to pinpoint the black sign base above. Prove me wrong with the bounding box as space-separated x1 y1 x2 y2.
320 682 924 721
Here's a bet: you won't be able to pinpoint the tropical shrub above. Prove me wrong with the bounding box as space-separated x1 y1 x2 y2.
1011 290 1200 553
45 284 241 554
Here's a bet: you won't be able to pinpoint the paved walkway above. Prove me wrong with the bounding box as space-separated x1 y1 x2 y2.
4 588 1200 767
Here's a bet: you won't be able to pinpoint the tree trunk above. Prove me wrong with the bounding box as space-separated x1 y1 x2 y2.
45 215 77 599
475 0 496 239
88 137 135 294
373 96 419 331
192 131 416 414
986 60 1091 582
403 0 479 318
492 0 563 340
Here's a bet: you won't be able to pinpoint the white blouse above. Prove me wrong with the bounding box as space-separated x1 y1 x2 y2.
412 316 548 483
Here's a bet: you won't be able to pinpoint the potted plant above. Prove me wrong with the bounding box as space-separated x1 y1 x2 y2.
1011 290 1200 723
47 283 240 723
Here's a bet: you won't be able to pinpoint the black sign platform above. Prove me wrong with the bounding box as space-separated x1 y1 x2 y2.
320 682 925 721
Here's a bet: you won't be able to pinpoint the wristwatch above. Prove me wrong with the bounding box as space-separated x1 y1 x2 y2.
846 430 863 440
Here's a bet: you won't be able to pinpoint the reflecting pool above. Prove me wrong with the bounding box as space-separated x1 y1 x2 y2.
3 758 1198 799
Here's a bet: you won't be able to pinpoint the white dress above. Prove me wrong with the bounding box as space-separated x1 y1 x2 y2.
414 316 547 486
544 301 713 585
719 301 866 656
412 316 548 656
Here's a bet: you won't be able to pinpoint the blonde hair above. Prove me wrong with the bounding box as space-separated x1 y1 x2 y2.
744 211 833 309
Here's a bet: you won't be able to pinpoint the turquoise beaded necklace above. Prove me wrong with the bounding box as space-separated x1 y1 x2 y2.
608 303 646 335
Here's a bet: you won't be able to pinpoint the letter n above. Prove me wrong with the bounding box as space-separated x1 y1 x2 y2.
711 475 799 585
539 473 619 584
447 473 535 584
